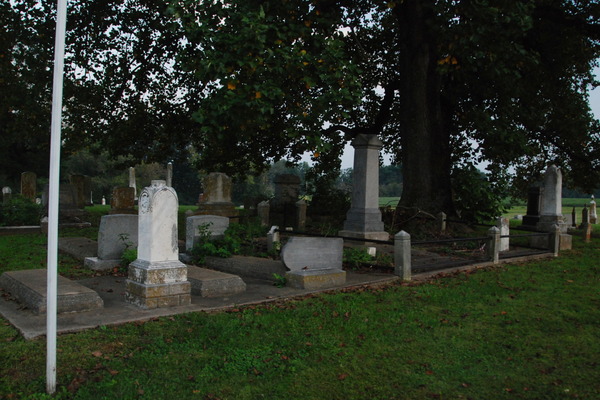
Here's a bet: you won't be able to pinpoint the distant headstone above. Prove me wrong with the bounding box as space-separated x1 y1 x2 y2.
269 174 303 230
185 215 229 252
110 187 136 214
101 196 106 205
281 237 346 289
536 165 567 233
20 172 37 200
126 180 191 309
522 186 542 227
42 183 85 221
2 187 12 204
571 207 577 227
339 134 389 240
84 214 138 270
590 195 597 224
257 201 270 226
69 174 87 209
195 172 237 218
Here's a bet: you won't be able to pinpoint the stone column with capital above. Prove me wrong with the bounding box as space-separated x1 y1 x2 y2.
338 134 389 241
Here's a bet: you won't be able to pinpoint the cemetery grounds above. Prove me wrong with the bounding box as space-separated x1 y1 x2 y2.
0 205 598 399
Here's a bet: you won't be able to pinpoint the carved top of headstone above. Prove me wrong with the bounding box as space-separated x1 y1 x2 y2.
540 164 562 216
201 172 232 204
352 133 383 149
2 187 12 195
137 180 179 262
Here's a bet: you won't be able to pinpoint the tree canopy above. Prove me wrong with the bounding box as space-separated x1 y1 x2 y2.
3 0 600 218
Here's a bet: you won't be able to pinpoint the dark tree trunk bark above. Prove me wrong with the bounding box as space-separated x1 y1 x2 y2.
395 0 455 215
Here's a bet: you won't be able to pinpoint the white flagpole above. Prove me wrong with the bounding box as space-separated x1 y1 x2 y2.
47 0 68 394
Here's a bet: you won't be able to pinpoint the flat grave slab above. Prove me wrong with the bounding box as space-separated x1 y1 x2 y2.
0 269 103 314
58 237 97 261
187 265 246 298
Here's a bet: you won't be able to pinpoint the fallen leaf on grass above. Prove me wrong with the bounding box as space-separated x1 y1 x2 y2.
338 373 348 380
91 351 102 357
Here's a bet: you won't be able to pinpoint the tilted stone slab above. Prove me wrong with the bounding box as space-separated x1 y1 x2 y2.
186 265 246 298
0 269 103 314
281 237 344 271
58 237 97 261
281 237 346 289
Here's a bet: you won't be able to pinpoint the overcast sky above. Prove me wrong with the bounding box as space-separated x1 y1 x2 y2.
334 67 600 169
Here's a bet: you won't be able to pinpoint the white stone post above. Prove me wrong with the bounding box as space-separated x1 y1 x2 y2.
394 230 411 280
437 212 447 232
267 225 280 252
497 217 509 252
339 134 389 241
487 226 500 264
590 195 597 224
125 180 190 309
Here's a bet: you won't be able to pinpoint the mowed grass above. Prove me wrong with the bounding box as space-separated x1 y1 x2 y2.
0 222 599 398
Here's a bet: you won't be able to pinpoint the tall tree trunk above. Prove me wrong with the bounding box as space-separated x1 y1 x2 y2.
395 0 455 214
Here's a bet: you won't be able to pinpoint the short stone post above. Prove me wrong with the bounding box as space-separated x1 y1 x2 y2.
267 225 280 252
581 206 592 243
497 217 509 251
125 180 191 309
2 187 12 204
487 226 500 264
437 212 446 232
296 199 307 231
257 201 270 226
549 224 561 256
166 162 173 187
590 195 597 224
394 231 411 280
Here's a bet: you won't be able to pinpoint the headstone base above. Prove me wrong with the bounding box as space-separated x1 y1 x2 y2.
559 234 572 250
84 257 122 271
125 259 191 309
338 230 390 241
187 266 246 297
285 269 346 290
0 269 103 314
536 215 568 233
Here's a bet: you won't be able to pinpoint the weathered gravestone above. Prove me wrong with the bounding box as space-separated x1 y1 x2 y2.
128 167 137 199
281 237 346 289
2 187 12 204
590 195 597 224
69 174 87 209
110 186 136 215
20 172 37 200
185 215 229 252
522 186 543 228
536 165 567 233
339 134 389 241
84 214 138 270
269 174 305 230
125 180 191 309
42 183 85 221
195 172 237 218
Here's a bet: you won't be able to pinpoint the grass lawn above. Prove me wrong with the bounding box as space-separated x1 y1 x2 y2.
0 216 599 398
